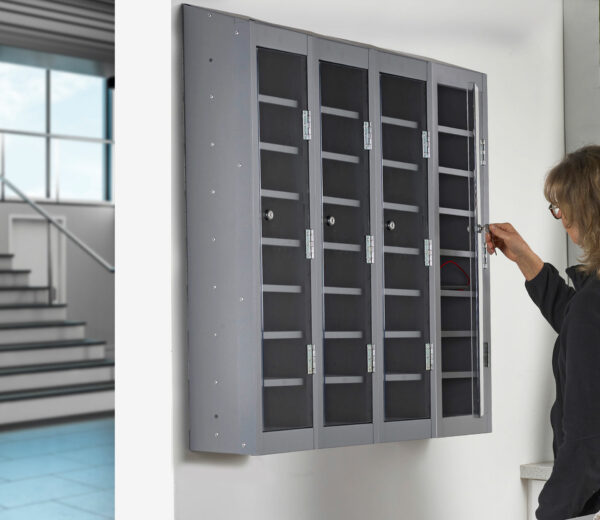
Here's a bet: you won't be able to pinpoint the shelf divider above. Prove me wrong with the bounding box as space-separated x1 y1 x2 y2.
258 94 299 108
321 106 360 119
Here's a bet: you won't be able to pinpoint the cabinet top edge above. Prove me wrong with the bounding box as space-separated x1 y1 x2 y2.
180 3 486 79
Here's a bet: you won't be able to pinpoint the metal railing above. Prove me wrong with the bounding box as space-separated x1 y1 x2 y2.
0 176 114 302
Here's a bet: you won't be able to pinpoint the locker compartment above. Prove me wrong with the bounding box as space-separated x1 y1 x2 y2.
439 174 473 211
261 150 308 194
323 203 366 244
263 340 311 378
440 296 473 331
324 339 368 376
438 85 472 130
385 379 430 421
259 103 305 149
381 74 424 122
263 292 307 331
438 133 474 171
258 47 307 102
384 253 424 291
324 249 364 288
321 114 365 157
441 338 474 372
382 124 422 165
320 61 368 114
440 255 472 290
324 294 369 332
442 378 473 417
385 295 425 331
261 197 307 240
323 160 365 200
324 380 372 426
439 214 472 251
263 385 312 431
383 167 425 207
262 245 308 286
384 339 427 373
383 209 422 248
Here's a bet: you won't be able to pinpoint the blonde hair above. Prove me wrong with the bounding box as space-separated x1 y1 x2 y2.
544 145 600 278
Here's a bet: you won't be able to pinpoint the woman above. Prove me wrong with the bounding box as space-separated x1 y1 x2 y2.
487 145 600 520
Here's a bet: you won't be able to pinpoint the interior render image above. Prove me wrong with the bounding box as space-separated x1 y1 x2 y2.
0 1 115 519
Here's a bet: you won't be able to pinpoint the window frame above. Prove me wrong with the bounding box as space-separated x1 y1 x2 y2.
0 63 114 205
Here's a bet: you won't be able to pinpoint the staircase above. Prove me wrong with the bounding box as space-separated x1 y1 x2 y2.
0 252 114 425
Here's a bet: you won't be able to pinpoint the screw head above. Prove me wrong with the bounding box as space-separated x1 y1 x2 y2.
234 30 239 35
209 94 214 100
208 12 212 17
239 297 244 302
212 285 217 290
237 163 242 168
242 442 246 448
210 189 216 195
210 142 215 148
214 432 219 438
211 237 216 242
214 380 219 385
213 332 217 337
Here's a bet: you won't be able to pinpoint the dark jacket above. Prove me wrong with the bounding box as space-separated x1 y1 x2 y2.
525 263 600 519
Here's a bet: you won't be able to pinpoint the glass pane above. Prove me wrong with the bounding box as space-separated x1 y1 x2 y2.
51 140 104 201
437 85 480 417
51 71 104 138
0 62 45 132
3 135 46 198
380 73 430 422
319 61 372 427
257 48 312 432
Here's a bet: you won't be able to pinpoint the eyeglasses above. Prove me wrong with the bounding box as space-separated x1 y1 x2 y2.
548 203 562 220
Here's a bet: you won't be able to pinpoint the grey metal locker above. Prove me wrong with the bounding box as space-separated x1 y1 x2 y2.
182 4 491 455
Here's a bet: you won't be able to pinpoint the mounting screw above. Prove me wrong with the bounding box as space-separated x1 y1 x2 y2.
208 12 212 17
214 432 219 438
241 442 246 448
210 142 215 148
211 237 216 242
214 380 219 385
234 29 239 35
237 162 242 168
209 94 214 100
239 297 244 302
213 332 217 337
212 285 217 290
210 189 216 195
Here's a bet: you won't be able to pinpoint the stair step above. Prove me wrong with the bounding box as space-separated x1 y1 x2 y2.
0 360 114 393
0 287 49 305
0 382 114 425
0 339 106 368
0 321 86 345
0 271 30 286
0 304 68 324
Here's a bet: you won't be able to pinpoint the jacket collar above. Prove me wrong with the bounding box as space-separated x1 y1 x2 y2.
566 264 592 290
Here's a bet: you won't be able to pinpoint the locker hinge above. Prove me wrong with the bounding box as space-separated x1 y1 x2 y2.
425 343 434 371
305 229 314 259
363 121 373 150
302 110 312 140
307 344 315 374
480 139 487 166
422 131 431 158
366 235 375 264
367 344 375 373
424 239 433 267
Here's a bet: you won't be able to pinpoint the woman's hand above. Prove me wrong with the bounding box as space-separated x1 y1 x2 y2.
486 223 545 281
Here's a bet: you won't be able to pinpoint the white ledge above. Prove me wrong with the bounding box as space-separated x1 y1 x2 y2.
519 461 553 481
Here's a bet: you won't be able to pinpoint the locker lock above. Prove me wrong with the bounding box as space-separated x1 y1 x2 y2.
386 220 396 231
264 209 275 221
325 215 336 227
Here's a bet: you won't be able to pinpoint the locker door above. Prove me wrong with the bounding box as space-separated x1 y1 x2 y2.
257 46 314 437
431 63 491 437
310 38 374 448
371 51 433 443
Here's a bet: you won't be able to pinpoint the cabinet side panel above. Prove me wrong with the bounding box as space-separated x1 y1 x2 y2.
183 6 260 454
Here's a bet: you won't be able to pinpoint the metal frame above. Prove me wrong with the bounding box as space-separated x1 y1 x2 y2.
183 5 491 455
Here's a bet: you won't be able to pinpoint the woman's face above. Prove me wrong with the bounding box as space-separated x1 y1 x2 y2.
561 213 580 245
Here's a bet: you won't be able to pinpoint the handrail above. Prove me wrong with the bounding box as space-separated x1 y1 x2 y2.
0 176 115 273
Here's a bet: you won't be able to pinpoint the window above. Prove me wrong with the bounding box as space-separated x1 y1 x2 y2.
0 60 113 203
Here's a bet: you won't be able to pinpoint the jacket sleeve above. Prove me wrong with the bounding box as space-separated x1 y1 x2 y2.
525 263 576 334
536 292 600 520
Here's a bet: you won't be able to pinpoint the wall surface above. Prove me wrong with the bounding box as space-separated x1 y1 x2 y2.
168 1 566 519
118 1 567 519
0 202 114 358
563 0 600 267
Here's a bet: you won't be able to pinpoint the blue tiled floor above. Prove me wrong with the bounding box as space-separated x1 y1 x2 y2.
0 417 114 519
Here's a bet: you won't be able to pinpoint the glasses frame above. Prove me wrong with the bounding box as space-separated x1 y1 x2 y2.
548 203 562 220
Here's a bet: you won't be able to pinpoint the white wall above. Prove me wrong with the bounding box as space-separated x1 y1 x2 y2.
117 1 567 519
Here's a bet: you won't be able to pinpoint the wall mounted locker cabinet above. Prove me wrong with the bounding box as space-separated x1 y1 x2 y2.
182 5 491 455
